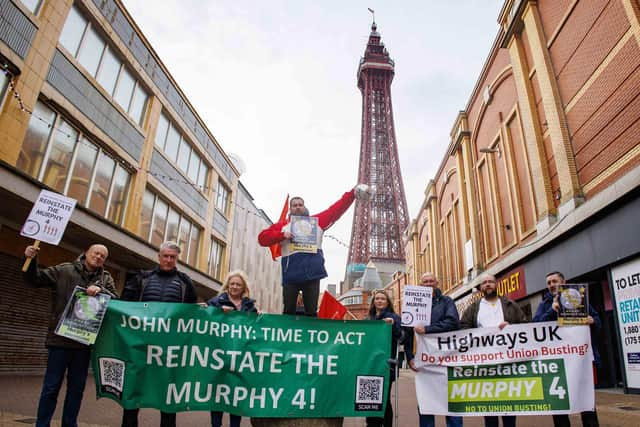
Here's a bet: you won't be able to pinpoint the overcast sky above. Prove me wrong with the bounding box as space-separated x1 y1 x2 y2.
123 0 504 291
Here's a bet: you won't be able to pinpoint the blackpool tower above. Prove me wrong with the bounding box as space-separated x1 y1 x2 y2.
345 20 409 291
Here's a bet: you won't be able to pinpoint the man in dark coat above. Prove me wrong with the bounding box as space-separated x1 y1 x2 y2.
120 241 197 427
24 243 117 427
533 271 600 427
460 273 527 427
404 272 462 427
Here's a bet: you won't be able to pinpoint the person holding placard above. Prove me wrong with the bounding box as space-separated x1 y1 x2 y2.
207 270 257 427
367 289 403 427
120 241 197 427
23 243 117 427
460 273 527 427
404 272 462 427
258 185 371 316
533 271 601 427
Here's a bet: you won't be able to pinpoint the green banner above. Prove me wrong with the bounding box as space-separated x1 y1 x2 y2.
92 301 391 417
447 359 570 413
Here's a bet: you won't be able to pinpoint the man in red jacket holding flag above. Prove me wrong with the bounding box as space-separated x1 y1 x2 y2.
259 184 370 316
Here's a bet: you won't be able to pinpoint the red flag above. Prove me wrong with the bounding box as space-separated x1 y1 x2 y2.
318 291 347 320
269 194 289 260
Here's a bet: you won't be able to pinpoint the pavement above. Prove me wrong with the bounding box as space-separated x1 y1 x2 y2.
1 370 640 426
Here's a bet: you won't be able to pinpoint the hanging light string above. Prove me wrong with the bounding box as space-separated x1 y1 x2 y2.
1 66 352 249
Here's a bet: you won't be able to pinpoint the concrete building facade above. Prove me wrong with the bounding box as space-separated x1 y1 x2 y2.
0 0 248 372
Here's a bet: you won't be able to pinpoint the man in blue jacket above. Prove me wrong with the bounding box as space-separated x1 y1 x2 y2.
404 272 463 427
533 271 600 427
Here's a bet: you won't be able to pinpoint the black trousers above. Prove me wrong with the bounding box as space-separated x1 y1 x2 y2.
282 280 320 316
122 408 176 427
365 380 393 427
551 411 599 427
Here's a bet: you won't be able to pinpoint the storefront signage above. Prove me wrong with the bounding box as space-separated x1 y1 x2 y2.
611 257 640 391
455 266 528 315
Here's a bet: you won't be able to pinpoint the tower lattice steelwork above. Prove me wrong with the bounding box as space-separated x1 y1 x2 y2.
345 21 409 290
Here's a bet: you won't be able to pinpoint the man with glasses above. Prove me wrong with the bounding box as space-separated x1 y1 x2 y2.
460 273 527 427
404 272 462 427
533 271 600 427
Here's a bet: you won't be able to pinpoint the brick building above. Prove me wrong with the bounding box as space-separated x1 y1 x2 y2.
0 0 279 372
405 0 640 391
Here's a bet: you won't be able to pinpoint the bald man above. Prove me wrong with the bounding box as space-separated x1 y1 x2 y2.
24 243 117 427
404 272 462 427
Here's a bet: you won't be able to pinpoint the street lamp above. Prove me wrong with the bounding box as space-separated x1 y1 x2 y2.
479 145 501 158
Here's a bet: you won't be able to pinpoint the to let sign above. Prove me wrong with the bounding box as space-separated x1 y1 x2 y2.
20 190 77 245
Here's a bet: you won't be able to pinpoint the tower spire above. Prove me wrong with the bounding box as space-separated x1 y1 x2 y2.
345 22 409 291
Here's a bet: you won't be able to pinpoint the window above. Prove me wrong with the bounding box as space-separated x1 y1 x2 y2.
77 26 105 76
143 190 202 267
19 100 131 225
0 67 9 107
216 180 230 215
154 112 209 189
209 238 224 280
20 0 42 14
16 101 55 177
59 5 149 125
140 190 156 240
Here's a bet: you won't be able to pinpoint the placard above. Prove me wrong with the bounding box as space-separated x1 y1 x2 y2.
20 190 77 245
56 286 111 345
401 285 433 327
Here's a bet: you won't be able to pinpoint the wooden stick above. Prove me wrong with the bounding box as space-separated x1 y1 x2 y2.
345 309 359 320
22 240 40 272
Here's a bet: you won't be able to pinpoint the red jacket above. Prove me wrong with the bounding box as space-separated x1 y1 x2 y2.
258 189 355 284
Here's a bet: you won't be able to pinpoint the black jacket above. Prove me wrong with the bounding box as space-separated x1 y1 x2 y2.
404 288 460 362
122 267 196 303
369 308 403 382
207 292 257 313
23 254 117 349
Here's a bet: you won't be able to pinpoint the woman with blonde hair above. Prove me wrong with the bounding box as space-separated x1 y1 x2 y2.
207 270 257 427
366 290 402 427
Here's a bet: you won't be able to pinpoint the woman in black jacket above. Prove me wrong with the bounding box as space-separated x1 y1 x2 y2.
207 270 257 427
366 289 402 427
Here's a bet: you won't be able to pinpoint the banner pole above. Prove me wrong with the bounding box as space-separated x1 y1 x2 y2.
22 240 40 272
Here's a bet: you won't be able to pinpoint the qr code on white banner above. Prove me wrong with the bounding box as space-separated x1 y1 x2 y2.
99 357 124 399
354 375 384 411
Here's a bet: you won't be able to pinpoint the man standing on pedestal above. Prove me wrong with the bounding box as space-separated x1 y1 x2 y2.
258 185 370 316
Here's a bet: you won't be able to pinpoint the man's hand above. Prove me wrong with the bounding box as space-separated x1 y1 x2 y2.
283 231 292 239
221 306 234 313
586 315 594 325
409 359 418 372
498 321 510 330
25 245 39 258
415 325 426 334
86 285 101 296
354 184 372 201
382 317 394 325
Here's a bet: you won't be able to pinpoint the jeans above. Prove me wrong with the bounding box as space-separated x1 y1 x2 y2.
121 409 176 427
484 415 516 427
419 414 463 427
211 411 241 427
36 346 90 427
282 280 320 316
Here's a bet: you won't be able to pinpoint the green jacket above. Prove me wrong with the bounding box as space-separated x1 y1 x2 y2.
23 254 117 349
460 296 527 329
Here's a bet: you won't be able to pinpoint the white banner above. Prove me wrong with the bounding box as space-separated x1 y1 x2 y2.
401 285 432 327
610 258 640 390
20 190 76 245
414 322 594 416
